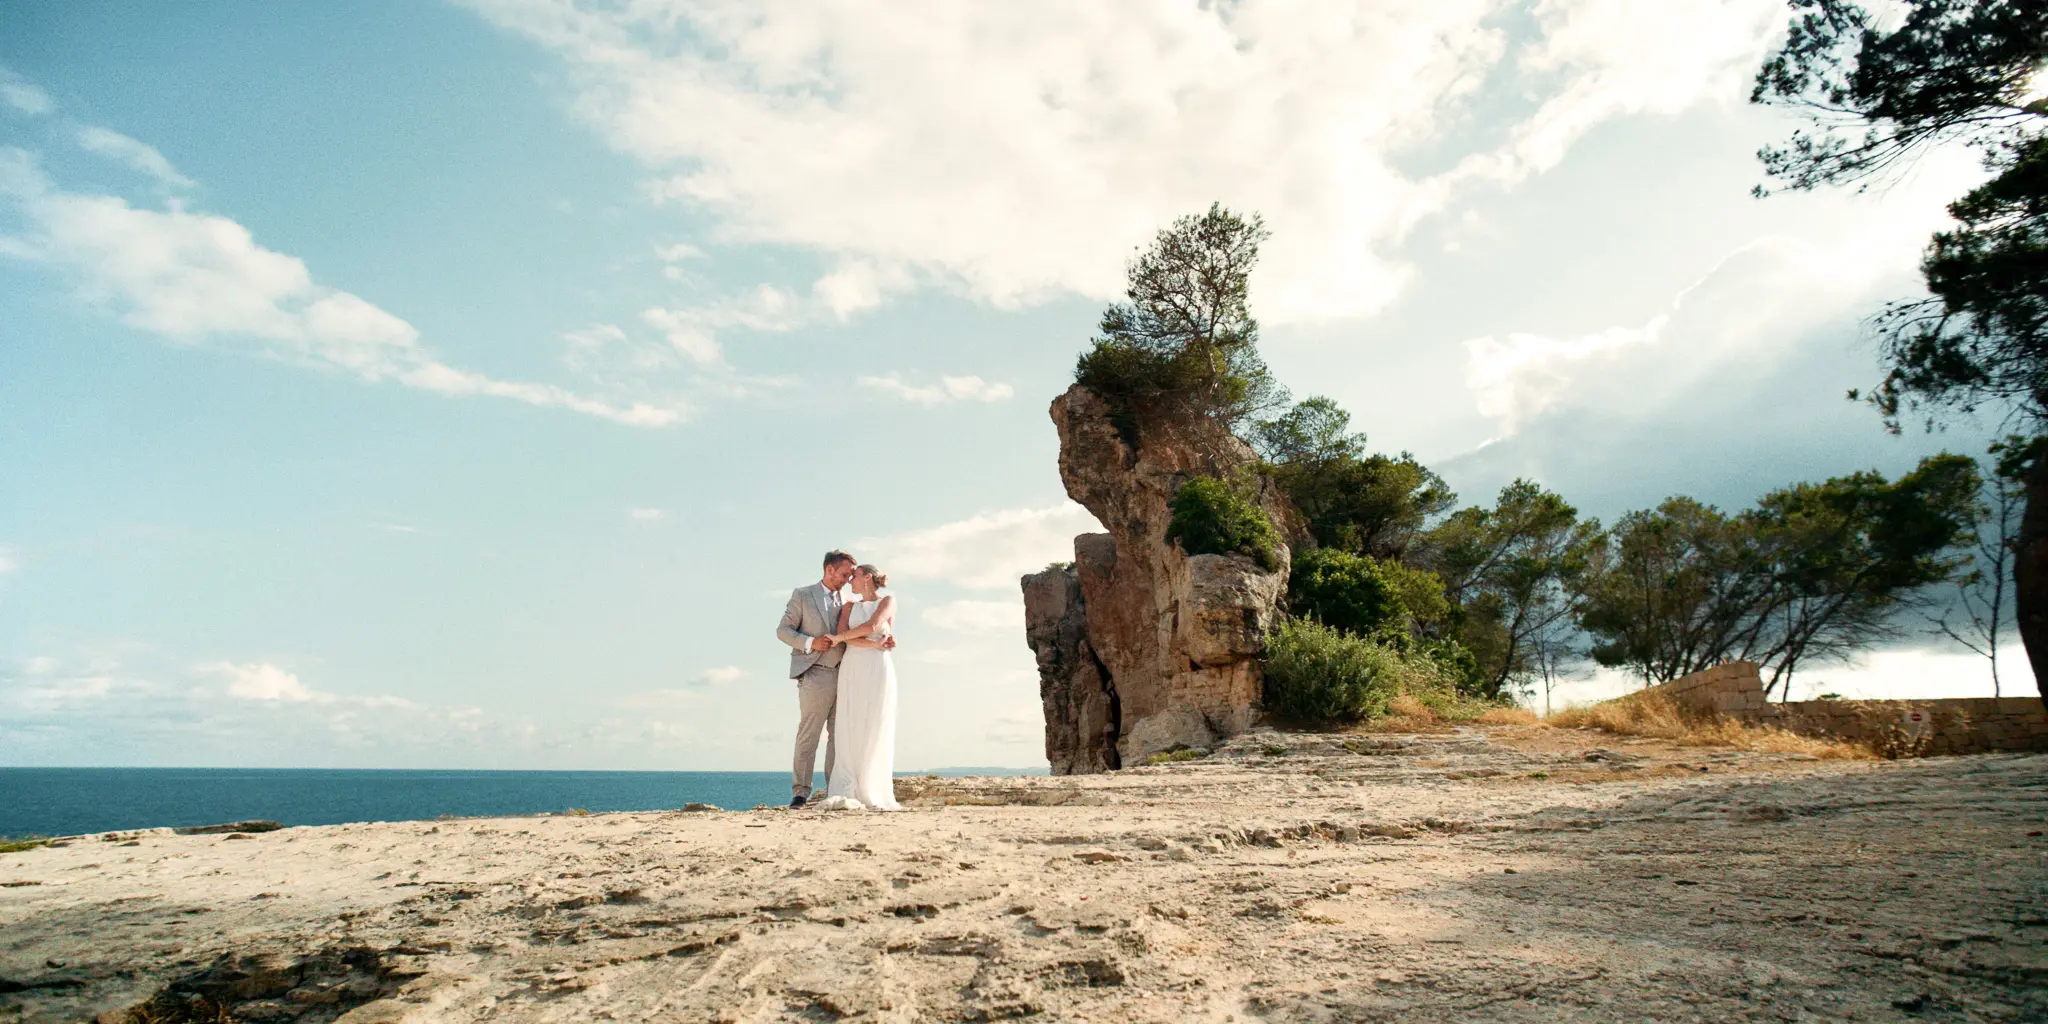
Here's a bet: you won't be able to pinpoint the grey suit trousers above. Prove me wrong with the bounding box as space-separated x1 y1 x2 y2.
792 662 838 799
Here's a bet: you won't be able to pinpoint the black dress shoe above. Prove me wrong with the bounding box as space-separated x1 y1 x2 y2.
789 795 807 809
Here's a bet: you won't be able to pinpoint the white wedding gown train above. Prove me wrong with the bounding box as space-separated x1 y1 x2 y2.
819 599 899 811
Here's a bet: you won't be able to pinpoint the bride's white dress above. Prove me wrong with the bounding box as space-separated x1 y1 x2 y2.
820 599 899 811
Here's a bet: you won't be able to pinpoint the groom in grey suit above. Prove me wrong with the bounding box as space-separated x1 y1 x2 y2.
776 551 893 807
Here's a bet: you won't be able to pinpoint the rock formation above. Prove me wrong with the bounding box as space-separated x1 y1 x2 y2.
1021 553 1117 775
1022 385 1294 773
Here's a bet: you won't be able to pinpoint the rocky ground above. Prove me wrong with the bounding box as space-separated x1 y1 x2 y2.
2 727 2044 1023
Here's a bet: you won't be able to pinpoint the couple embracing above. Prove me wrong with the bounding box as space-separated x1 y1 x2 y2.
776 550 901 811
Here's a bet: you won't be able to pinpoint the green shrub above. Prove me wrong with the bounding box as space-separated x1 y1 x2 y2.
1261 618 1406 723
1144 747 1207 765
1076 340 1174 447
1287 547 1399 635
1168 476 1280 570
1416 636 1487 696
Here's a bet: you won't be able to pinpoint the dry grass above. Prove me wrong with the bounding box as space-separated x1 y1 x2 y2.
1348 694 1537 734
1548 689 1875 760
1353 693 1457 733
1477 706 1541 726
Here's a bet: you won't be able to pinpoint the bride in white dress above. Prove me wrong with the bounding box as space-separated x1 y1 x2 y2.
817 563 900 811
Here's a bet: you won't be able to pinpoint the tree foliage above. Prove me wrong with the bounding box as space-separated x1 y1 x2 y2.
1575 455 1982 692
1754 0 2047 708
1255 396 1456 560
1753 0 2047 194
1756 0 2048 428
1421 481 1601 699
1867 134 2048 428
1074 203 1289 438
1287 547 1450 640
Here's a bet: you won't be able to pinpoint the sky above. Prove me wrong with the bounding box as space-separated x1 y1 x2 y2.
1 0 2036 772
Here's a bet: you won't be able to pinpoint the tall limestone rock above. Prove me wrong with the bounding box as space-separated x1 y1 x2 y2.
1021 553 1116 775
1022 384 1294 773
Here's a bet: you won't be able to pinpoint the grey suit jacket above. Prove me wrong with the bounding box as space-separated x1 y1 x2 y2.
777 583 846 679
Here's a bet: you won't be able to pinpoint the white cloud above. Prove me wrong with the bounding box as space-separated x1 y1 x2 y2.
810 260 914 319
923 599 1024 634
644 720 693 741
0 66 52 116
859 373 1014 407
628 507 665 521
861 502 1101 590
558 321 756 409
903 646 972 666
74 126 195 190
202 661 322 702
638 262 915 364
641 285 803 366
0 653 538 762
1459 239 1859 443
397 363 683 426
612 689 693 708
1466 318 1666 435
195 660 428 714
563 323 636 367
0 147 681 427
1460 153 1986 443
463 0 1784 324
1447 0 1780 188
698 665 746 686
1 658 122 715
2026 65 2048 106
611 666 748 709
0 545 15 575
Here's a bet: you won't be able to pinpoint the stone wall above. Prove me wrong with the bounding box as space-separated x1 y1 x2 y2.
1768 696 2048 757
1642 661 2048 756
1656 662 1770 718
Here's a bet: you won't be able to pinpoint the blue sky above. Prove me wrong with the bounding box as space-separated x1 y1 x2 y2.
1 0 2034 770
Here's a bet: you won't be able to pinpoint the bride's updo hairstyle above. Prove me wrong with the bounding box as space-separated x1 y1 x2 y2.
857 564 889 589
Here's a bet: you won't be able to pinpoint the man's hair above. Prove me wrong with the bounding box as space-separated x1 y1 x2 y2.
823 550 856 570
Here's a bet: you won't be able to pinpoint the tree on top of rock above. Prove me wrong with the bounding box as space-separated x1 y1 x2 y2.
1075 203 1289 439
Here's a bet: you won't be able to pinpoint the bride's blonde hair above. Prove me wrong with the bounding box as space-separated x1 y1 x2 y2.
856 564 889 589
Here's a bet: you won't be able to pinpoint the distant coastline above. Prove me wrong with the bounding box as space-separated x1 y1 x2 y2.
0 765 1049 839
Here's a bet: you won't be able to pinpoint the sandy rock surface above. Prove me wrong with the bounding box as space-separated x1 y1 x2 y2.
3 728 2044 1023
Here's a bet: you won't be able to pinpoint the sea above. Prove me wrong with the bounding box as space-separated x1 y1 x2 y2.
0 766 1047 840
